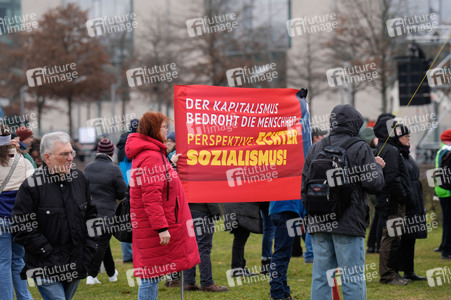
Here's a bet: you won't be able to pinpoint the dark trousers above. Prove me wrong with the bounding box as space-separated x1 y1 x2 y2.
88 233 115 277
183 211 214 287
231 226 251 269
440 197 451 257
398 238 415 274
269 212 297 299
367 211 383 251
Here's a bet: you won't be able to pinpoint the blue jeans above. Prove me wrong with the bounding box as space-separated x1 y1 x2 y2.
36 278 80 300
304 232 314 262
261 209 275 260
183 211 214 287
0 218 33 300
311 233 366 300
269 212 297 299
138 277 161 300
121 242 133 261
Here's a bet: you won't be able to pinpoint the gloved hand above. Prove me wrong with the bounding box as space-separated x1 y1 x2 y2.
299 88 308 98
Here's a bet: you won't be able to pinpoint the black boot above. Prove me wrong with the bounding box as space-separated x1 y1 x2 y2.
261 258 271 275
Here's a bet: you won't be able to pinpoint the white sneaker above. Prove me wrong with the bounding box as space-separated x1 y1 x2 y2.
109 269 118 282
86 276 101 285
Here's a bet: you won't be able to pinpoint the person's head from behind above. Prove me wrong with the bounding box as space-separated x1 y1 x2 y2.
138 111 169 143
441 129 451 146
311 127 327 144
329 104 364 136
15 126 34 146
41 132 74 175
359 127 378 148
29 138 42 167
0 124 12 167
166 132 176 153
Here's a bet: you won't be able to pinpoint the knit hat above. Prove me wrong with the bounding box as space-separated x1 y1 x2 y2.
167 132 176 142
97 138 115 156
394 124 410 138
440 129 451 142
359 127 376 145
15 126 33 141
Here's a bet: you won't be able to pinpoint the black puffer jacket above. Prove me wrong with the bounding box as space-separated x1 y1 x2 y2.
223 202 262 234
398 144 427 239
84 154 127 219
301 105 385 237
12 165 98 281
373 116 411 218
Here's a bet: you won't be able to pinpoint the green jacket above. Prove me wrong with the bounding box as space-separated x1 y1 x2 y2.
435 143 451 198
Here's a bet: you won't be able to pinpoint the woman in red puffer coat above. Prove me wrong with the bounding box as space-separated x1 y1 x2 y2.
125 111 200 300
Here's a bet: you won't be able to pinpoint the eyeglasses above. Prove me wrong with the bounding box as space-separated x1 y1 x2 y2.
50 150 76 158
161 124 169 129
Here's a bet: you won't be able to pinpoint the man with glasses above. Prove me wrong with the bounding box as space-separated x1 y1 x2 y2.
12 131 98 300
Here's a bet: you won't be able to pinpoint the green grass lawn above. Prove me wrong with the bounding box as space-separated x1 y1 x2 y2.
26 221 450 300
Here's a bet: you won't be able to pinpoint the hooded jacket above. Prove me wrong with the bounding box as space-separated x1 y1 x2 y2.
373 116 411 217
125 133 200 278
301 105 384 237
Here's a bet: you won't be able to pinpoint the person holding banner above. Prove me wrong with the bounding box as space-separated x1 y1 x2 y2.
125 111 200 300
267 88 312 300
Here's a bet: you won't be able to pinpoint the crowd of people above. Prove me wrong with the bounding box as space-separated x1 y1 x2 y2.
0 103 449 300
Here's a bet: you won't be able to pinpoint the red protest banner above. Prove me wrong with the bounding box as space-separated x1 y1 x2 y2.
174 85 307 203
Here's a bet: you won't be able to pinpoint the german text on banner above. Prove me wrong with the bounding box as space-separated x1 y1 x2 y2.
173 85 311 203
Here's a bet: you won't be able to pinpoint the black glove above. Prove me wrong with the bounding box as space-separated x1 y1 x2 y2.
299 88 308 98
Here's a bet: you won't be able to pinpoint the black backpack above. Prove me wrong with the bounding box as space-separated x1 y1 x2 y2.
305 136 362 218
113 186 133 243
438 147 451 190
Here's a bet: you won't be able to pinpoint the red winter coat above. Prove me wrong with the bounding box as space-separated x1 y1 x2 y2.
125 133 200 278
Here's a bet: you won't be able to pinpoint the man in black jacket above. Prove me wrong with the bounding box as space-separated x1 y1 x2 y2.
374 115 411 285
12 131 98 300
301 105 385 299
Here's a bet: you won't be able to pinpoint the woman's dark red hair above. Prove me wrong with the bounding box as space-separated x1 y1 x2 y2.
137 111 169 143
